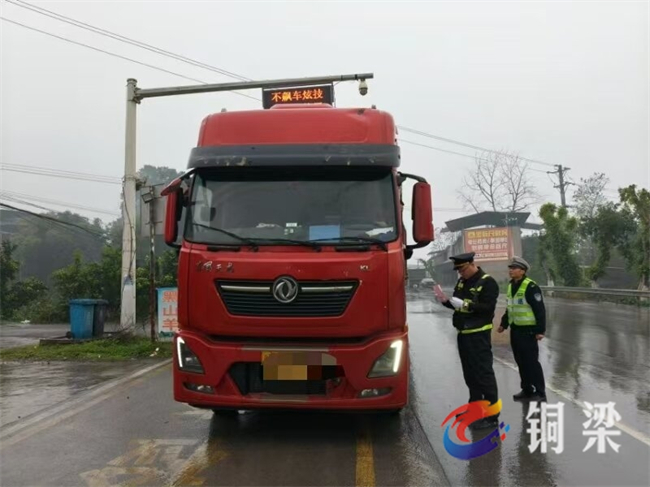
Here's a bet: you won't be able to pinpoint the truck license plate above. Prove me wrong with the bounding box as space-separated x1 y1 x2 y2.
261 351 335 381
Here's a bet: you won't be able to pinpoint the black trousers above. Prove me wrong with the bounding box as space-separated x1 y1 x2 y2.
510 327 546 395
457 330 499 406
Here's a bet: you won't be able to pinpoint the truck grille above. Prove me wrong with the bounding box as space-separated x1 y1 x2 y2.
216 279 357 317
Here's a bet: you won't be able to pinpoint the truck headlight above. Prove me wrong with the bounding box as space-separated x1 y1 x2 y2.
176 337 204 374
368 340 403 378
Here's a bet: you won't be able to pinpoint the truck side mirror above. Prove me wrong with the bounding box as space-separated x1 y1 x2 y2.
162 176 185 247
412 182 433 245
164 190 181 246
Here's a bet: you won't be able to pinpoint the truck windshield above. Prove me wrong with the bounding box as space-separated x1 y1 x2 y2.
185 167 398 246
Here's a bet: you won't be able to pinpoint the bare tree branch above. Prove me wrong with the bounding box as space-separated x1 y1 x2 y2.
501 154 539 212
456 149 537 213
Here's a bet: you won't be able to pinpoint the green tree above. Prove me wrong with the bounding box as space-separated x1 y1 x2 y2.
7 277 48 311
137 165 183 186
573 172 610 220
1 240 20 305
11 211 106 285
51 251 103 302
618 185 650 290
581 203 637 285
521 234 547 284
135 249 179 325
538 203 583 287
1 238 49 320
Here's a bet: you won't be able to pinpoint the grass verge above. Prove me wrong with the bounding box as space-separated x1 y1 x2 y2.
0 335 173 361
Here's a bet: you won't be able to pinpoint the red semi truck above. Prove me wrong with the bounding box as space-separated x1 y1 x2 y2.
161 99 433 413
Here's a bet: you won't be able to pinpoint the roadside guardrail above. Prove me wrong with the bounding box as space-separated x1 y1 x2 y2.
540 286 650 297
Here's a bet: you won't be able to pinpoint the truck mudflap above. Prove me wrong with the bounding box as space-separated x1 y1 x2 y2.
172 329 409 410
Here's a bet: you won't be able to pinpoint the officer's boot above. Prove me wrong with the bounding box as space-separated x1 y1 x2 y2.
513 389 532 401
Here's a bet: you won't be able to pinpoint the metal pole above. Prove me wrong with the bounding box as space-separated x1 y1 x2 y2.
120 78 137 330
149 195 156 343
549 164 572 208
557 165 567 208
135 73 374 100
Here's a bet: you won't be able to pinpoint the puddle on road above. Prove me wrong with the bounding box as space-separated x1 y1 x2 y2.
0 361 149 427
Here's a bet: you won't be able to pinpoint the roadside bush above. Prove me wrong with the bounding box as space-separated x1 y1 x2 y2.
12 295 65 323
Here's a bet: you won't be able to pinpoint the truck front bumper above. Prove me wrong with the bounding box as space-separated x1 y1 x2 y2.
173 329 409 411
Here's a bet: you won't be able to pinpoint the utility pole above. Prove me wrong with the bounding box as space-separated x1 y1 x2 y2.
148 188 156 343
120 78 137 331
119 73 373 330
548 164 574 208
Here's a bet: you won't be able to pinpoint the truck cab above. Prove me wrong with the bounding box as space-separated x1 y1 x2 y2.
162 103 433 412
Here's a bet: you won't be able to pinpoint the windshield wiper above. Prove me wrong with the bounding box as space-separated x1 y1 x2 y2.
309 236 388 251
191 223 259 251
250 238 322 251
191 224 322 251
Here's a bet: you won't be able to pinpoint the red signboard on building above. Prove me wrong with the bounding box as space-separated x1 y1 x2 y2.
463 227 512 261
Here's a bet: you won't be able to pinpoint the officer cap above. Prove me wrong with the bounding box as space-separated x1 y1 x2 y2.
450 252 475 269
508 256 530 271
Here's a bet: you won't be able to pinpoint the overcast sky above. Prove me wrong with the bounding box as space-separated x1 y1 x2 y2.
1 0 648 261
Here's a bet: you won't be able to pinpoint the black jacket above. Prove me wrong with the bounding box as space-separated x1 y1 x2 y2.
443 268 499 332
500 277 547 335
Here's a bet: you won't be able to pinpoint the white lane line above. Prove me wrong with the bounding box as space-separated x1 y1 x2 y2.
0 359 172 447
493 355 650 447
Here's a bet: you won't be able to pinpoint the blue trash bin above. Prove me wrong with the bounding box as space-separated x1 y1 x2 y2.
69 299 97 339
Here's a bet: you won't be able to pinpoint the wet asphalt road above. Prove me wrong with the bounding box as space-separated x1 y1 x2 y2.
0 297 648 486
0 364 446 487
0 323 71 349
408 295 650 487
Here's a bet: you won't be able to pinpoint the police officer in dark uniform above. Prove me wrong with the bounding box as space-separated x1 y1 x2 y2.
436 252 500 429
498 256 547 402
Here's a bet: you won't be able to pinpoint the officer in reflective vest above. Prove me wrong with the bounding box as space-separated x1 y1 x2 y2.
437 252 500 430
498 256 547 402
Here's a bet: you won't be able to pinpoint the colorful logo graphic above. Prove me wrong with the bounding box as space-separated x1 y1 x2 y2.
441 399 510 460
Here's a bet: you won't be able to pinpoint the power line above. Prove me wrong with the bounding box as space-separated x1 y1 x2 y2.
0 190 120 216
399 139 550 174
8 0 252 82
0 17 259 102
1 203 105 243
1 163 122 184
1 194 61 215
4 5 611 206
546 165 576 208
397 126 556 169
4 0 564 174
2 162 121 181
1 16 556 192
0 202 106 238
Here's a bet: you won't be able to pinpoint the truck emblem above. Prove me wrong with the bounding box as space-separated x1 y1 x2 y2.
272 277 299 304
197 261 213 272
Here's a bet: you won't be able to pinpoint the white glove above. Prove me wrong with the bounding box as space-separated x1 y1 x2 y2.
450 297 464 309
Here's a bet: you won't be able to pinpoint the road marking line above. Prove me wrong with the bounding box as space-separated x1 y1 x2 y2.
80 439 202 487
493 355 650 447
355 419 376 487
0 359 172 448
171 439 229 486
